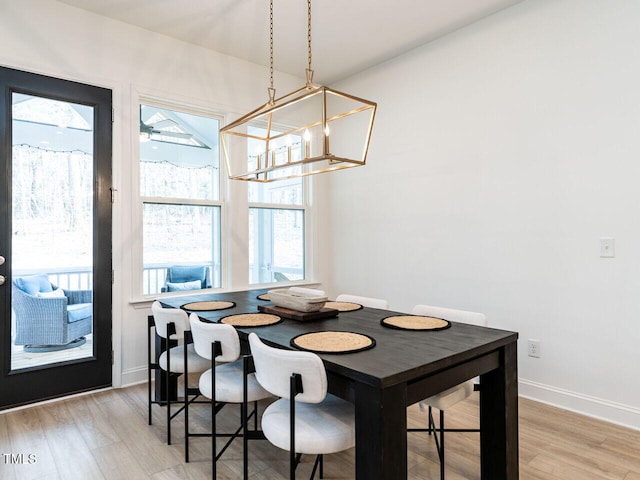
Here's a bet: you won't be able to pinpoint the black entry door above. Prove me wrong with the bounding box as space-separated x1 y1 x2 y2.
0 66 112 409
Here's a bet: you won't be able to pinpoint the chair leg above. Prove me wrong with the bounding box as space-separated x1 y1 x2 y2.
290 380 297 480
166 369 171 445
439 410 445 480
242 357 249 480
242 400 248 480
148 316 154 426
148 361 153 426
212 402 216 479
166 323 179 446
428 406 436 438
212 367 217 479
309 454 322 480
290 447 296 479
184 395 189 462
254 400 258 431
427 407 446 479
184 351 190 462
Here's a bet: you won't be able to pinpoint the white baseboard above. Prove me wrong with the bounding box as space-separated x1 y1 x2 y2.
519 378 640 431
120 366 148 388
0 387 113 414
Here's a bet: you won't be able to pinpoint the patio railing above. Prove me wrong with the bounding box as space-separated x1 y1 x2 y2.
14 262 303 295
13 267 93 291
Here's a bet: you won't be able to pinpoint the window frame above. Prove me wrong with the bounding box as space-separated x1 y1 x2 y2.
135 96 226 297
245 124 310 287
131 94 317 300
248 203 307 285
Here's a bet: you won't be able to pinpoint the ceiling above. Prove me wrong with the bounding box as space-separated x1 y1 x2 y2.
57 0 522 84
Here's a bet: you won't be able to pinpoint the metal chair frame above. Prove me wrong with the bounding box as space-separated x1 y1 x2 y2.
408 382 481 479
147 316 207 446
289 372 324 480
185 342 266 480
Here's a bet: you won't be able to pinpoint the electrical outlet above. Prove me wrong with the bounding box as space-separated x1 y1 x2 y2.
528 339 541 358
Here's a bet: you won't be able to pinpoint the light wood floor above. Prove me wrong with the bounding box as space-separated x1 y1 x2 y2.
1 382 639 479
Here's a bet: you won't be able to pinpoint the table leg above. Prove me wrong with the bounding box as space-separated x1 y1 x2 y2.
354 382 407 480
480 341 519 479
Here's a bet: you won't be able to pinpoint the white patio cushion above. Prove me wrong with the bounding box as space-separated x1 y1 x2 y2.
199 360 272 404
261 394 355 455
159 344 210 374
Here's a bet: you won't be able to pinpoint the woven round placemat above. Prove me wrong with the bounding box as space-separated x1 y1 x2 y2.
181 301 236 312
291 331 375 354
220 313 282 327
324 301 363 312
381 315 451 331
257 293 270 301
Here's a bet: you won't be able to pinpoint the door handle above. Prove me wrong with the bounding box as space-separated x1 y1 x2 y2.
0 275 4 286
0 255 4 265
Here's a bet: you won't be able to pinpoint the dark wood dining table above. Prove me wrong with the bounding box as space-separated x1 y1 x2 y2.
160 289 519 479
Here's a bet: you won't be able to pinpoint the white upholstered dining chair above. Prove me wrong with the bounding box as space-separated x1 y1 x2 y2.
187 313 273 479
148 301 210 447
335 293 389 309
409 304 487 480
248 332 355 480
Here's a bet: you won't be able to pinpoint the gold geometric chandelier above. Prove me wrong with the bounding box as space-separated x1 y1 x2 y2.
221 0 377 182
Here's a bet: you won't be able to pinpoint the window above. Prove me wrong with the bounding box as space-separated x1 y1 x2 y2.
139 103 222 294
247 126 306 284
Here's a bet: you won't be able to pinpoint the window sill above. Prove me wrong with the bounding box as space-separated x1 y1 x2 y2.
129 281 323 308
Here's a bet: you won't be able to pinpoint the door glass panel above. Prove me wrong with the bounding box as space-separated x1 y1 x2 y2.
11 93 94 370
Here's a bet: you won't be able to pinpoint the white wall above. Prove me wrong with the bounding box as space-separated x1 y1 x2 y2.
324 0 640 429
0 0 307 388
4 0 639 430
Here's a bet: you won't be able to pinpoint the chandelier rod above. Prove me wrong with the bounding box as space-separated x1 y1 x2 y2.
268 0 276 105
305 0 314 86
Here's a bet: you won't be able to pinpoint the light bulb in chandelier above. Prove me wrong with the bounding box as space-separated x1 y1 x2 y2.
304 129 311 159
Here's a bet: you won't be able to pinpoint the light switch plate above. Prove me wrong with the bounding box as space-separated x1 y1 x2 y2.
600 237 615 258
